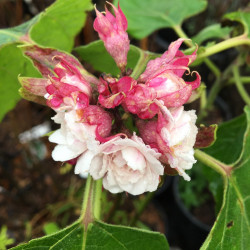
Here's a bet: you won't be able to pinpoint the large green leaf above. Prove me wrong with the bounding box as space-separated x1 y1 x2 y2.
0 44 41 121
196 113 246 214
11 222 83 250
201 106 250 249
12 220 169 249
114 0 207 39
202 114 246 164
86 221 169 249
75 40 141 75
30 0 92 52
223 10 250 39
0 15 40 47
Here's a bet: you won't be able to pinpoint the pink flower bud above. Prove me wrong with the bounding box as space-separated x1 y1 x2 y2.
98 76 136 109
94 3 130 71
45 60 91 110
139 38 201 107
79 105 112 140
123 84 159 119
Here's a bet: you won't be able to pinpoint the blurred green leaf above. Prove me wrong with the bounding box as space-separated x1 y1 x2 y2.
192 24 232 45
0 225 15 250
0 15 40 47
201 106 250 249
43 222 60 236
223 9 250 38
0 44 41 121
30 0 92 52
75 40 141 75
114 0 207 39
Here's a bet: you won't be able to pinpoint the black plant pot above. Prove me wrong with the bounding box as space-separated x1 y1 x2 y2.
156 176 211 250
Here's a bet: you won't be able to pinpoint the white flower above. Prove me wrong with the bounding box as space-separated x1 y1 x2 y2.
160 106 198 181
48 110 99 162
74 134 164 195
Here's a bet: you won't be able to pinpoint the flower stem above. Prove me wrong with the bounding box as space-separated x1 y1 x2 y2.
197 63 233 123
80 175 102 230
194 149 232 177
227 76 250 86
130 191 155 226
233 65 250 106
196 35 250 60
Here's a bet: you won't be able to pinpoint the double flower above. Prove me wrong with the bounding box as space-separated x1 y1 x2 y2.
20 3 201 195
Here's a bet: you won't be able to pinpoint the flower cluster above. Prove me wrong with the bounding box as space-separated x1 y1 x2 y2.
21 3 201 195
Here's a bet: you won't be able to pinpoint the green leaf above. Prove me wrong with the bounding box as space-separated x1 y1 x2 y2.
43 222 60 235
223 10 250 39
75 40 141 75
114 0 207 39
201 106 250 249
0 15 40 47
197 113 247 214
12 222 83 250
0 44 41 121
202 114 246 164
12 220 169 249
85 221 169 250
192 24 232 45
0 225 15 250
30 0 93 52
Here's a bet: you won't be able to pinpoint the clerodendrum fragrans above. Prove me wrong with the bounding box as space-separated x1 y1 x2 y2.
20 2 202 196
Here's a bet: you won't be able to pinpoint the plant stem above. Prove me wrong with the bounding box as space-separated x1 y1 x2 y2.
233 65 250 106
173 25 193 47
197 63 233 122
203 58 221 78
130 191 155 226
131 51 150 79
81 175 102 230
196 35 250 60
194 149 232 177
227 76 250 86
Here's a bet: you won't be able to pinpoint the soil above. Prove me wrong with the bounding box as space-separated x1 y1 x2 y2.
0 100 84 246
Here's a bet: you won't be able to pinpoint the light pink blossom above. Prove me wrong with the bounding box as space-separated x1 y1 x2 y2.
48 110 99 162
138 106 198 181
93 3 130 71
74 134 164 195
157 107 198 180
139 39 201 108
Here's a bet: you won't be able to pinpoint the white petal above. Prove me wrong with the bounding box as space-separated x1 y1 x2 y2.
75 150 95 175
103 170 123 193
90 154 106 179
49 129 66 144
121 147 146 171
52 144 81 161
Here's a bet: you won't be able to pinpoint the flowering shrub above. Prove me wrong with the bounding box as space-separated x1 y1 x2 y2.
21 4 202 195
1 0 250 249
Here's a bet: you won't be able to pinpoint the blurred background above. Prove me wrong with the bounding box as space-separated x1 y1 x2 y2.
0 0 249 249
